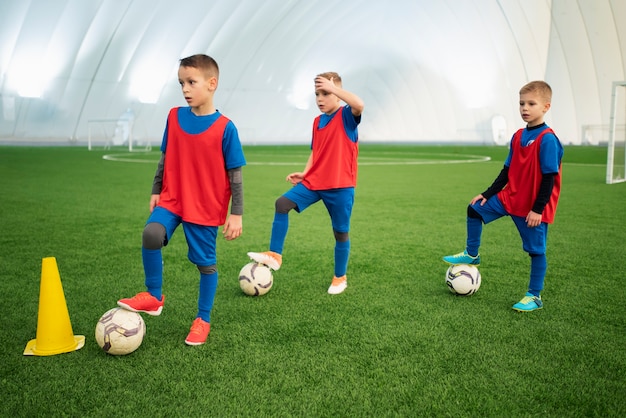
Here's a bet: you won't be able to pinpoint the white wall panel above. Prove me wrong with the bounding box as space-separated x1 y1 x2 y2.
0 0 624 145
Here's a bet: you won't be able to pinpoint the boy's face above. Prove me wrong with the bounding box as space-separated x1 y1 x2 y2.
315 79 341 115
519 91 550 127
178 66 217 113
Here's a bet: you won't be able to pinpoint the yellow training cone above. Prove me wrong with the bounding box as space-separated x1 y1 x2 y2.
24 257 85 356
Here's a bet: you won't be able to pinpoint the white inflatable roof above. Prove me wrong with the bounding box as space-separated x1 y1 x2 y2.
0 0 624 145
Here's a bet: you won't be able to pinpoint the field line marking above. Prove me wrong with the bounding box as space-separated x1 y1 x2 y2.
103 152 492 165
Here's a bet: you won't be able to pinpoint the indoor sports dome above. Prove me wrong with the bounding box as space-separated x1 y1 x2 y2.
0 0 624 146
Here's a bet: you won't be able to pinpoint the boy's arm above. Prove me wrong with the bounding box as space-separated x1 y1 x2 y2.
148 153 165 212
286 152 313 185
223 166 243 241
228 167 243 216
481 165 509 199
151 153 165 194
531 173 556 214
532 134 561 214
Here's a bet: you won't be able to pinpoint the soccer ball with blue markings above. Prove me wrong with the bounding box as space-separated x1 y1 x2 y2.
239 262 273 296
446 264 481 296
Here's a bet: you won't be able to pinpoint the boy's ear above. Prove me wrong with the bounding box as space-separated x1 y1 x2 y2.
208 76 218 90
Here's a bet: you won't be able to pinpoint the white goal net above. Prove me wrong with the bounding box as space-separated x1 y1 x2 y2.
606 81 626 184
87 109 152 152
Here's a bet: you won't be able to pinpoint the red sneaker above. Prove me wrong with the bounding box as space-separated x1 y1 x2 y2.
117 292 164 316
185 317 211 346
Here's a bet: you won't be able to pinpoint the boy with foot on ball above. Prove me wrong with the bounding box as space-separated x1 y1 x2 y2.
443 81 563 312
118 54 246 345
248 72 364 295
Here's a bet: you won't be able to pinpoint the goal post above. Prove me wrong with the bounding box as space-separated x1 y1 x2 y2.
87 109 151 152
606 81 626 184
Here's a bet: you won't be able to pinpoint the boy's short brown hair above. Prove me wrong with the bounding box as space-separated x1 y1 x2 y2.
520 80 552 102
317 72 342 87
180 54 219 79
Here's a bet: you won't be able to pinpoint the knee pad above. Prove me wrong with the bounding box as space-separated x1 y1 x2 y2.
275 196 296 214
333 230 349 242
467 205 483 220
142 223 167 250
197 264 217 275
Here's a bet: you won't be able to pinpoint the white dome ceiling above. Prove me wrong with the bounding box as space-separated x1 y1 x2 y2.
0 0 624 145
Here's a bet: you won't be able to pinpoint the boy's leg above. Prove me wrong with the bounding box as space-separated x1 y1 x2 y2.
185 225 218 345
443 206 483 265
142 248 163 300
329 231 350 295
443 197 507 265
247 196 294 270
528 253 547 296
249 185 319 270
269 200 292 254
334 232 350 278
185 265 217 346
324 188 354 295
512 219 548 312
465 206 483 257
197 266 218 323
118 208 179 315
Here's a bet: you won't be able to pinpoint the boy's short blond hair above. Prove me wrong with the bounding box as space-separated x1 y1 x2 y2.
317 72 342 87
520 80 552 102
180 54 219 79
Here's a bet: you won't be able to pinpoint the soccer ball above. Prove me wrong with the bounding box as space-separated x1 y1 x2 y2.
446 264 481 296
95 307 146 355
239 262 273 296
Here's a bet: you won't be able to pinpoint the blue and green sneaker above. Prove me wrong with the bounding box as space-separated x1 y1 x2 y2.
442 250 481 266
512 293 543 312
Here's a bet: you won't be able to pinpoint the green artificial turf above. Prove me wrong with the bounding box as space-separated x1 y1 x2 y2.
0 144 624 417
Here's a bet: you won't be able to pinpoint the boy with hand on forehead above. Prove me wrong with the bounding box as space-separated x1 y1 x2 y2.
118 54 246 345
248 72 364 295
443 80 563 312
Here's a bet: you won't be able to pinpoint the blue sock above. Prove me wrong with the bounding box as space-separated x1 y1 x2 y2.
197 272 218 323
269 212 289 254
142 248 163 300
334 240 350 277
528 254 547 297
466 217 482 257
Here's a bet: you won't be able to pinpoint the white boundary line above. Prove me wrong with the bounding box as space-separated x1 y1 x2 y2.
102 151 492 165
102 152 605 167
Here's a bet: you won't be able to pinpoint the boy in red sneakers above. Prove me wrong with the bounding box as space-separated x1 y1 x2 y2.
248 72 364 294
443 80 563 312
118 54 246 345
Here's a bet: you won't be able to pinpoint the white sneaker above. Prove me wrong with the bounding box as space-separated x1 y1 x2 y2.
328 276 347 295
247 251 282 271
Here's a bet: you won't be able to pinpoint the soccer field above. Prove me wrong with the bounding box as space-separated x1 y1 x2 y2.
0 144 624 417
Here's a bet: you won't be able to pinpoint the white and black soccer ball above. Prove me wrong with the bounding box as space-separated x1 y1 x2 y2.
239 262 273 296
95 307 146 355
446 264 481 296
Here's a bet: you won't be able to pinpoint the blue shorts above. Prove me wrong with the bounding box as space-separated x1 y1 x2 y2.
471 196 548 255
283 183 354 233
148 206 218 266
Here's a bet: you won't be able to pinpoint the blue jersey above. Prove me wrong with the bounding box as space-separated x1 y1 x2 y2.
161 107 246 170
504 123 563 175
315 105 361 143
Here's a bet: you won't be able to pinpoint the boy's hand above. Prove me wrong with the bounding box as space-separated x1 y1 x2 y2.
469 194 487 206
286 172 304 185
223 215 242 240
149 194 160 212
315 76 335 93
526 211 542 228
